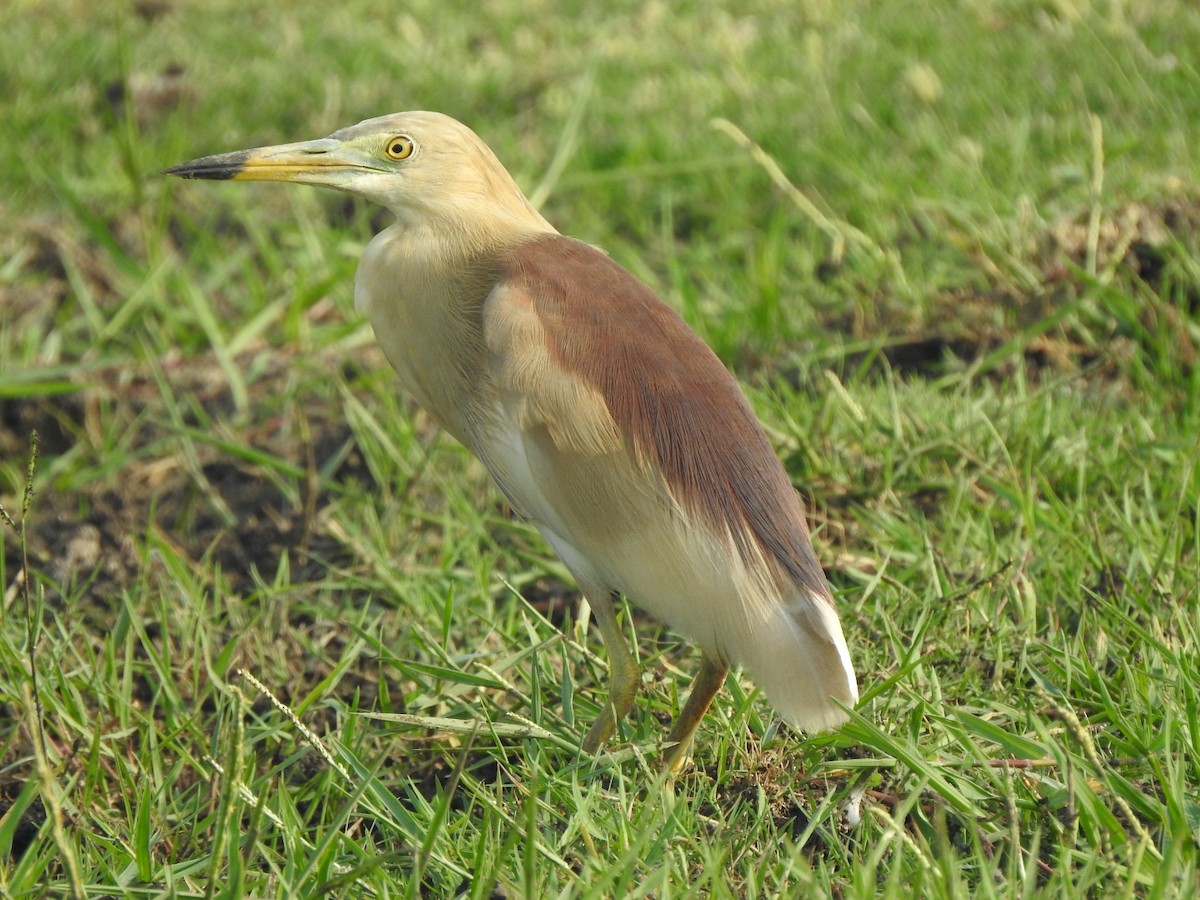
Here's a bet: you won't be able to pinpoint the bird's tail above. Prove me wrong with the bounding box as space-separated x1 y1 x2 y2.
741 588 857 732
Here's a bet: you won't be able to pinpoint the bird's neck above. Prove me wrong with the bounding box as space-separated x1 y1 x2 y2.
354 218 536 445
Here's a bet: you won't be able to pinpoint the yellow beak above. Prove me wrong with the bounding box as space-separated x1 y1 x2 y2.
164 138 365 184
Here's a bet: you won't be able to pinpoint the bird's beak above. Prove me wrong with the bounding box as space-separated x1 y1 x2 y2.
164 138 360 183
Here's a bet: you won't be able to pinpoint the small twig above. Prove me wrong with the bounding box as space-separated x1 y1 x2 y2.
826 754 1073 774
237 668 352 782
202 755 285 830
984 756 1058 769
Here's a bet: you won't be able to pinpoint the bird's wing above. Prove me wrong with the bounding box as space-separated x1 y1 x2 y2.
482 235 829 595
474 237 637 554
480 235 857 721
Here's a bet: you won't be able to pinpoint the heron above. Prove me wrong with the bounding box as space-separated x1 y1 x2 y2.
166 111 857 771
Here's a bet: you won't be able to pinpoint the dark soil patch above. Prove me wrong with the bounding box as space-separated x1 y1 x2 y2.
1 349 379 616
0 786 45 863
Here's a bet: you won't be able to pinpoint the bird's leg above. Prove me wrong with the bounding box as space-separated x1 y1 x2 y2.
661 654 729 773
581 591 641 754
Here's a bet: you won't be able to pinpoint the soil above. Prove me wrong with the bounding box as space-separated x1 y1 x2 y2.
1 349 378 616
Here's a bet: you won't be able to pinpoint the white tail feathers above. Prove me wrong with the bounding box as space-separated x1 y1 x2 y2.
740 590 858 732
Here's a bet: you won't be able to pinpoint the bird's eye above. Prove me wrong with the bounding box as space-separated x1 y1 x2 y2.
385 135 415 160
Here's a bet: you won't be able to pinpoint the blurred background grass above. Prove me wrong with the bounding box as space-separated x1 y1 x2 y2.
2 0 1199 896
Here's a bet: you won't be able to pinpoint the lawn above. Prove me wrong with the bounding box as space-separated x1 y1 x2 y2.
2 0 1198 896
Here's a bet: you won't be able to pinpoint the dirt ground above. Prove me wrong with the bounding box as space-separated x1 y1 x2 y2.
1 350 369 613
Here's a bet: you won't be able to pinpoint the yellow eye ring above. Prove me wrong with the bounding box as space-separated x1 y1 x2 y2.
385 135 415 160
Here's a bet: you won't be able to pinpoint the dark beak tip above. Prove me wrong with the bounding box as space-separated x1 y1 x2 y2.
162 149 251 181
162 163 233 180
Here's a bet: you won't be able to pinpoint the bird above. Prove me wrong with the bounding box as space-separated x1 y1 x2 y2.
166 111 857 771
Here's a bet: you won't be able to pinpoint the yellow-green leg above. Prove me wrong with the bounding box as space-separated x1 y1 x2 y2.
662 654 729 773
581 592 641 754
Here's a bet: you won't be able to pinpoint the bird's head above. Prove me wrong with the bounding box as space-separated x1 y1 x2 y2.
165 111 553 234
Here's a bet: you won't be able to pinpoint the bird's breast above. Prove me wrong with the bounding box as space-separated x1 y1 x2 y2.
354 227 494 445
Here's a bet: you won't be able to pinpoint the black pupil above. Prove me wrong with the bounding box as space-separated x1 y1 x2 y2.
392 141 405 155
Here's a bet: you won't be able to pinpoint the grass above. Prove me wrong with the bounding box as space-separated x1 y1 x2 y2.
2 0 1199 895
